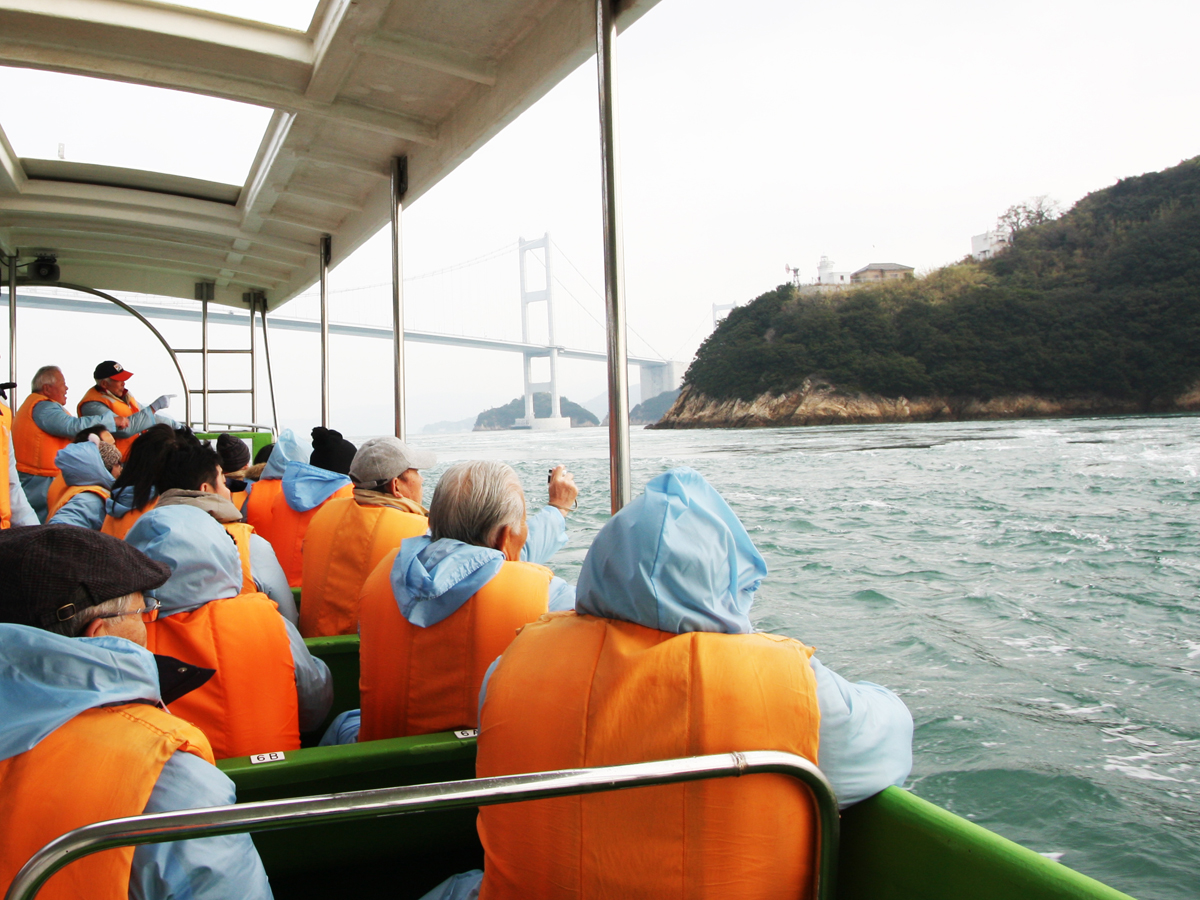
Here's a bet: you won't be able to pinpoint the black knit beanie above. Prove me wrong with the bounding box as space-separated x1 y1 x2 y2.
309 427 356 475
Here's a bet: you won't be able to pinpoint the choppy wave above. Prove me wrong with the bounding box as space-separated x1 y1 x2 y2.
412 414 1200 898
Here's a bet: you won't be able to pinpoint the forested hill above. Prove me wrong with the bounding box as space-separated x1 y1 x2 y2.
678 157 1200 416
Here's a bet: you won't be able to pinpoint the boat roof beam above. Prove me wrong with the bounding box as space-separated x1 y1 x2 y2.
0 0 663 310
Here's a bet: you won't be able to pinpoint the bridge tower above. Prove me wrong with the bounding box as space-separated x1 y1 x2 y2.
516 234 570 430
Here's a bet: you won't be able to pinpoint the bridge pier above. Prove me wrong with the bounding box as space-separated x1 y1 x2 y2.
639 360 685 403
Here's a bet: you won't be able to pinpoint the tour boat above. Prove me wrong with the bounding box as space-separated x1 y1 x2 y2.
0 1 1137 898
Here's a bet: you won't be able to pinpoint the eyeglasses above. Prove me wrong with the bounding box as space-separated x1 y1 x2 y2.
92 597 161 623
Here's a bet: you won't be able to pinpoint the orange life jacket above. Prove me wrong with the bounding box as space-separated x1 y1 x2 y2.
230 489 247 512
77 387 141 458
243 478 283 546
223 522 258 595
143 593 298 760
101 496 158 540
46 474 68 513
0 405 9 529
0 424 11 532
359 552 553 741
269 483 354 588
47 484 110 523
299 497 429 637
12 394 70 478
477 613 822 900
0 422 10 529
0 703 213 900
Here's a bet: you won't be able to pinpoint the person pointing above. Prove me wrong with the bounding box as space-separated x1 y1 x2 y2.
78 360 176 458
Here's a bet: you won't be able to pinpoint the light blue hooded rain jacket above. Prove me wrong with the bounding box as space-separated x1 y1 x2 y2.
0 624 272 900
280 460 352 512
244 427 304 503
48 441 114 530
320 513 574 746
421 467 914 900
127 505 333 732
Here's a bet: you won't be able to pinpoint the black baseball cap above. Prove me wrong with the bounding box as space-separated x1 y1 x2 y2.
94 360 133 381
0 525 170 630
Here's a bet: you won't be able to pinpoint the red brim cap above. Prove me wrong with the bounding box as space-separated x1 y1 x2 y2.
110 370 134 381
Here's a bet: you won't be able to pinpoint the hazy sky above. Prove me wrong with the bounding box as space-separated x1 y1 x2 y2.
4 0 1200 436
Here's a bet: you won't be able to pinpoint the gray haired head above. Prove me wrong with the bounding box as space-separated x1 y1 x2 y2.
429 460 525 549
31 365 61 393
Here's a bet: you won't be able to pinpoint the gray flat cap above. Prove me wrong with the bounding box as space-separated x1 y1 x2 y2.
350 437 437 484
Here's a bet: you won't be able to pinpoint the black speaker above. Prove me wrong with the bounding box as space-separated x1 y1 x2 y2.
31 258 59 281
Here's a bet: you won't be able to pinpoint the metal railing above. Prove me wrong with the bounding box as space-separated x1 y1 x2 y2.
5 751 838 900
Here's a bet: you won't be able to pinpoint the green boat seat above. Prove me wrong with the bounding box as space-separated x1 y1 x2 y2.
302 633 359 742
219 731 481 898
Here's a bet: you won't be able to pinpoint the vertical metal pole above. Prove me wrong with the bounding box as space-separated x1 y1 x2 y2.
596 0 632 512
258 297 279 435
248 295 257 426
319 233 331 428
201 297 209 431
7 254 16 386
390 157 407 440
544 234 562 419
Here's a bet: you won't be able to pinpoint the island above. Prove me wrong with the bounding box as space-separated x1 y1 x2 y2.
654 156 1200 429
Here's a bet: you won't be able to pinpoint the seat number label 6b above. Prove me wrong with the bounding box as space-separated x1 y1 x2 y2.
249 752 287 765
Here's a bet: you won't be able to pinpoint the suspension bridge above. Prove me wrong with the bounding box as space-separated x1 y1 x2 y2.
9 234 686 430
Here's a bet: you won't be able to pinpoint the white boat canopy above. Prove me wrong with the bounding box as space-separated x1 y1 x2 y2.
0 0 658 312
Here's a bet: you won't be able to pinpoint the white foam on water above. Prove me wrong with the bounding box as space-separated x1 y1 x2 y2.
1104 764 1182 783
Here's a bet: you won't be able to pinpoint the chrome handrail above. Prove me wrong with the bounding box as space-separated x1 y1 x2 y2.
5 751 838 900
193 422 276 434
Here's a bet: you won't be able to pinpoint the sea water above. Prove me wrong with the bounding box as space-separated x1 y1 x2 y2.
403 414 1200 899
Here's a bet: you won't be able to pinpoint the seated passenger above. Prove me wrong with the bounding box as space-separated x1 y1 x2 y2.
216 433 252 510
0 525 271 900
154 438 297 625
303 440 578 638
334 460 575 745
425 468 914 900
243 429 302 548
102 423 176 539
12 365 122 521
268 452 354 588
127 506 333 759
45 425 118 514
299 437 437 637
46 437 122 529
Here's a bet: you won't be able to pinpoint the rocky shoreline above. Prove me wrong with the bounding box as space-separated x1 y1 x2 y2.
650 378 1200 429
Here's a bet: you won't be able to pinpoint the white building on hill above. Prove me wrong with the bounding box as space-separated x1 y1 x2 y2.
817 255 853 285
971 231 1010 261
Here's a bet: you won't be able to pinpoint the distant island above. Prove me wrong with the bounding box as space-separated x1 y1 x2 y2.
655 156 1200 429
474 393 599 430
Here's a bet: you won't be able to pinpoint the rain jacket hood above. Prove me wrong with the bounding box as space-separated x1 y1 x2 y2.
261 428 307 480
0 624 160 763
126 505 242 615
106 484 152 519
281 461 351 513
391 535 505 628
55 442 115 490
575 467 767 635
